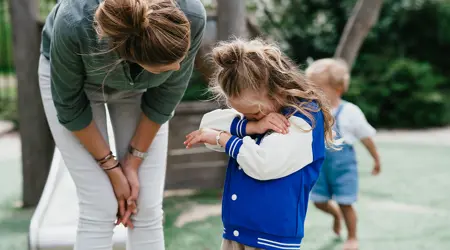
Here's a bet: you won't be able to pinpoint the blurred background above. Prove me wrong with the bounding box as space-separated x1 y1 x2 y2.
0 0 450 249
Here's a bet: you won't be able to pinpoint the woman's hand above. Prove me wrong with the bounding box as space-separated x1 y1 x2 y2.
184 128 220 148
246 112 290 135
121 155 141 228
106 167 132 227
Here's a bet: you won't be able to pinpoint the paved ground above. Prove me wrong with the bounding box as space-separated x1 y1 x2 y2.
0 128 449 250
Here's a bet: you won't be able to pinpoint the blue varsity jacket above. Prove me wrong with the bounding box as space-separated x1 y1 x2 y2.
221 106 325 250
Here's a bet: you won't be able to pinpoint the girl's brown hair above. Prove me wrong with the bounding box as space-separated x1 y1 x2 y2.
210 39 335 147
94 0 191 66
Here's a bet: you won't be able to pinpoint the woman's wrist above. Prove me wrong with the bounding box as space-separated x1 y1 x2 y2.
124 152 143 170
106 166 124 179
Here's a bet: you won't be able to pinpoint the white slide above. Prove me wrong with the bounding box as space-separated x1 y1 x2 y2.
28 110 127 250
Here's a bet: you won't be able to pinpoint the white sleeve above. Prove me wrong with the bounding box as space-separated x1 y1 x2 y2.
199 109 248 152
225 116 314 181
347 105 376 140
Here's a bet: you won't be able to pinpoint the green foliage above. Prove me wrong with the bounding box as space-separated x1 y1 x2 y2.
345 58 450 128
0 4 13 73
258 0 450 128
182 70 211 101
0 97 18 129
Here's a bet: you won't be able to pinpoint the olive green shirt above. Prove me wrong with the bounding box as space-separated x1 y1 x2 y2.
41 0 206 131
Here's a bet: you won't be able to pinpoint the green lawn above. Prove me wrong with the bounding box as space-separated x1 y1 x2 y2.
1 141 449 249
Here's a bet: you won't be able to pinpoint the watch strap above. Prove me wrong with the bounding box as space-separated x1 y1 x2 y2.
128 145 148 159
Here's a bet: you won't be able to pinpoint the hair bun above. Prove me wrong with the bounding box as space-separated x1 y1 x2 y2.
95 0 154 39
212 41 246 69
133 0 152 31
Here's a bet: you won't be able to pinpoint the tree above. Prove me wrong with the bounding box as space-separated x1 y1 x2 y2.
334 0 384 68
217 0 248 40
9 0 55 207
195 0 249 82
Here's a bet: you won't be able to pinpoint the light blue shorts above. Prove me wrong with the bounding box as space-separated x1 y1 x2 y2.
310 145 358 205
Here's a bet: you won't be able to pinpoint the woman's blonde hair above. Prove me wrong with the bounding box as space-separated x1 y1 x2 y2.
210 38 335 148
305 58 350 92
94 0 191 66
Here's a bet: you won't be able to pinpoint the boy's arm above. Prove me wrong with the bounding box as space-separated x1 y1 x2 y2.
361 137 381 175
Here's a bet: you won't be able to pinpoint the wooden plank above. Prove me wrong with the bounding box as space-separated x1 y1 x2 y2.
165 164 227 190
166 101 228 190
9 0 55 207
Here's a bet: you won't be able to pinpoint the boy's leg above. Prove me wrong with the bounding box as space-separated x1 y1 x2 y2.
339 204 357 239
314 202 342 236
333 160 359 249
310 161 341 235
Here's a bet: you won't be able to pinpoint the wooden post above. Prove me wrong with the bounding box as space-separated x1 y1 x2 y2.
217 0 248 41
334 0 384 68
9 0 55 207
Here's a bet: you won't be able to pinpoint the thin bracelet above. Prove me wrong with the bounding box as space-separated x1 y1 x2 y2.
100 157 118 169
96 151 113 165
103 161 121 171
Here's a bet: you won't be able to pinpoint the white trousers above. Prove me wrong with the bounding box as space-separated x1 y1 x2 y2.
38 55 167 250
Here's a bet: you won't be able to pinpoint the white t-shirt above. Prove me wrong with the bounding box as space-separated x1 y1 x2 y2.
334 101 376 145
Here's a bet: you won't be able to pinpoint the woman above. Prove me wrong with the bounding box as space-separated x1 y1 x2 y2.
38 0 206 249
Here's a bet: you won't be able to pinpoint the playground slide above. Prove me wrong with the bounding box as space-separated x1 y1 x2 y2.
28 112 128 250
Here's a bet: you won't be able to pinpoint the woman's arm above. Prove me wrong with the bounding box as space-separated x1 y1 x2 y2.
119 13 207 224
50 16 131 223
50 16 111 159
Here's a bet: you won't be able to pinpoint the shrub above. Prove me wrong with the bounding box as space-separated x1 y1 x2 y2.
345 58 450 128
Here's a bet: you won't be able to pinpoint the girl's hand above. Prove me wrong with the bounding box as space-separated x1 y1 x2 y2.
184 128 220 148
247 113 290 135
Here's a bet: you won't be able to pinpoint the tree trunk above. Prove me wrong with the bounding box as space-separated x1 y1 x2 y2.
9 0 55 207
195 1 249 82
217 0 248 41
334 0 384 68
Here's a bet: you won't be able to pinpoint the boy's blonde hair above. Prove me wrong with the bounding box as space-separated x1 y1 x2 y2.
209 38 335 148
305 58 350 92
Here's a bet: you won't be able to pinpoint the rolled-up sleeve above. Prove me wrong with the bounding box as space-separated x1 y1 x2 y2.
141 12 207 124
50 17 91 131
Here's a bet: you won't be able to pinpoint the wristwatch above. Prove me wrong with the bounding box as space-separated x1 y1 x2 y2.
128 145 148 159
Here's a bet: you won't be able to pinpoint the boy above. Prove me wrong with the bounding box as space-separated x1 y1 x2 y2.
306 59 381 250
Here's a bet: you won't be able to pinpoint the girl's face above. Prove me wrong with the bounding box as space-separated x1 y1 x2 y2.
228 91 279 121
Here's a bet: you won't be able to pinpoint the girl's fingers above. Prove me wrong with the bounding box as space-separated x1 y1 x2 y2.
185 130 198 139
269 117 288 134
274 113 290 127
185 135 202 148
268 120 285 134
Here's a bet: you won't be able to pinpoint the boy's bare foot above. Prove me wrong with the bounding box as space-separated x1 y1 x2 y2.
333 215 341 236
343 239 358 250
